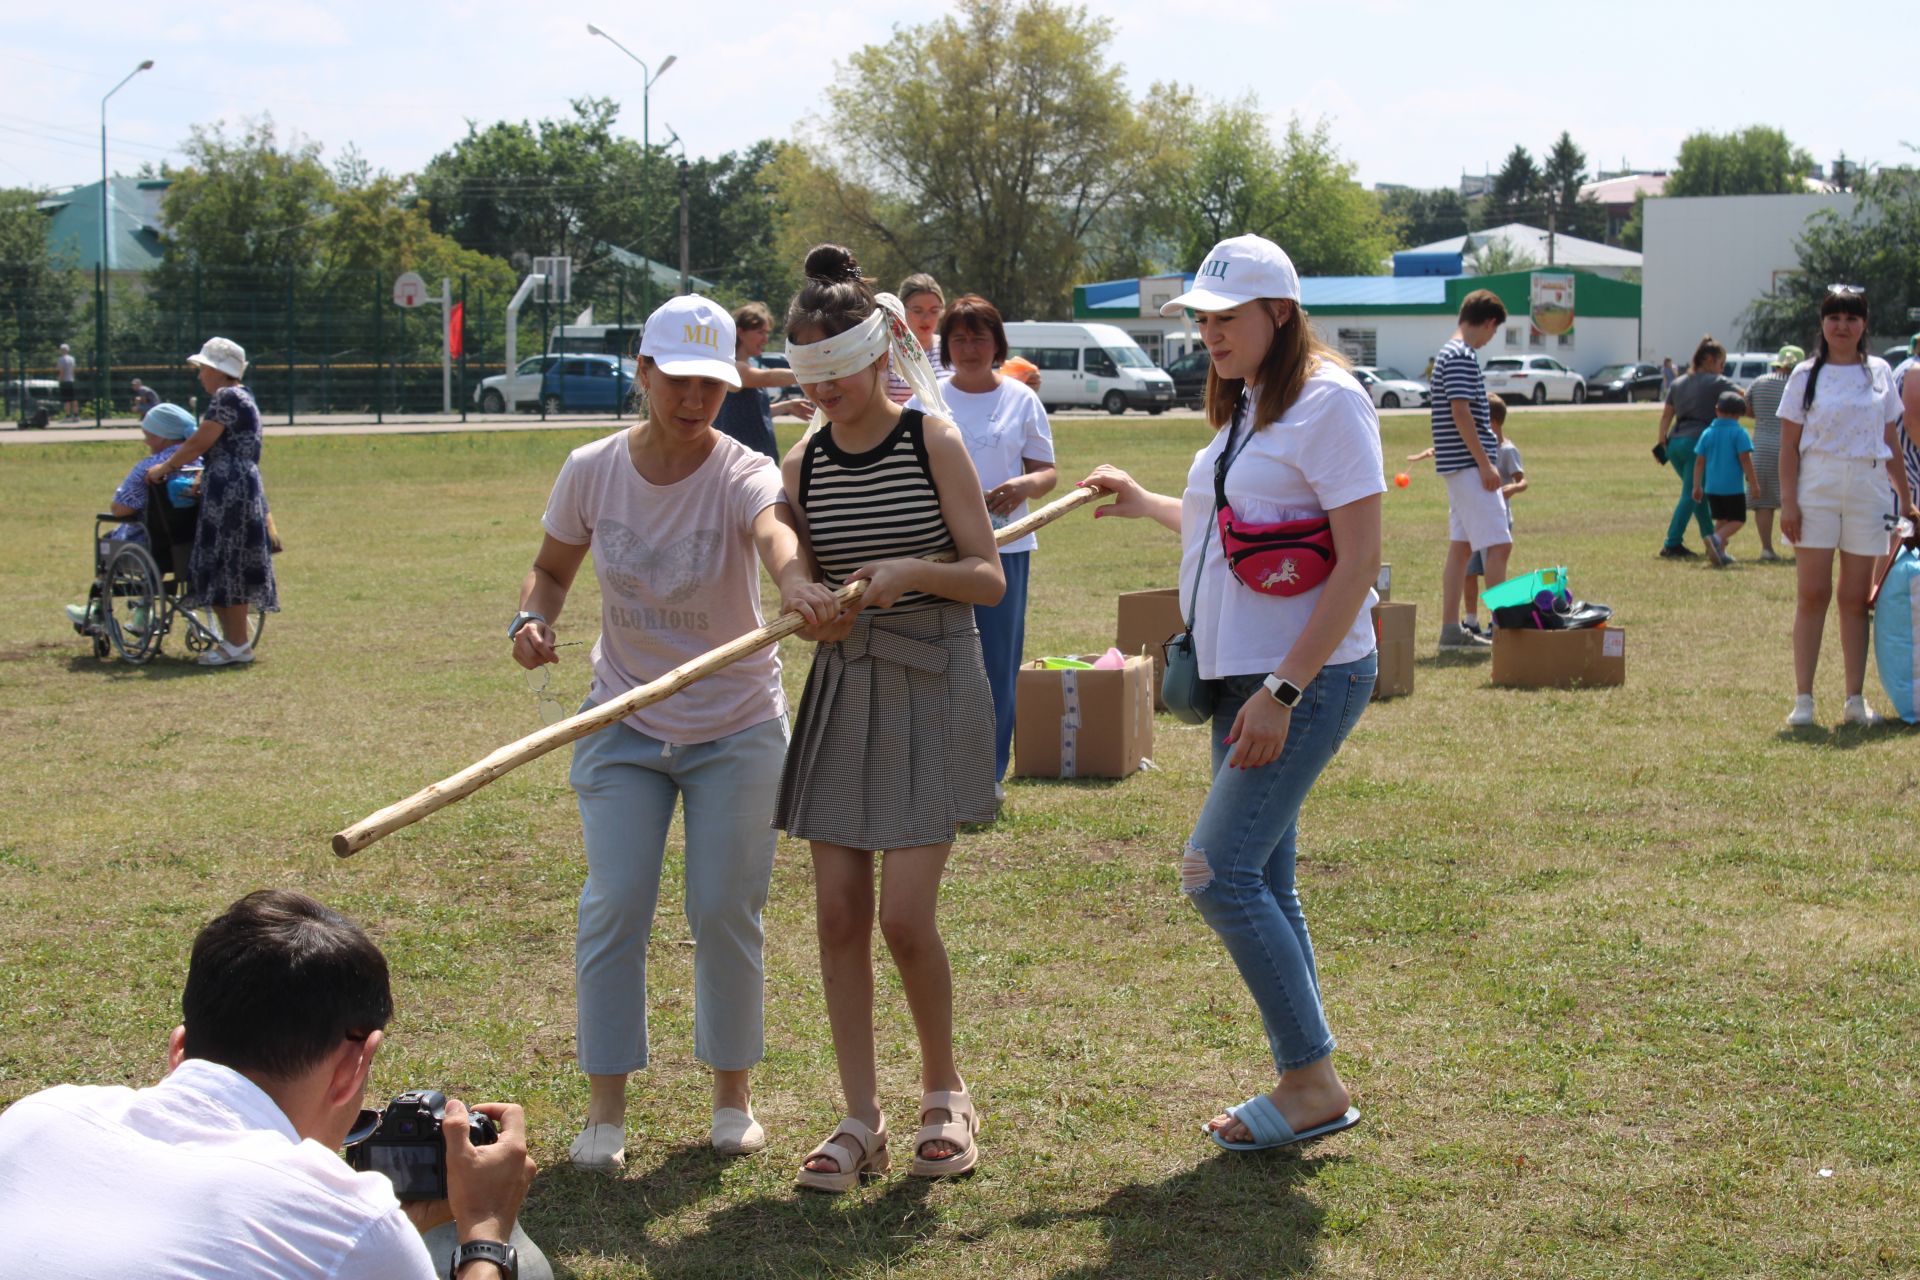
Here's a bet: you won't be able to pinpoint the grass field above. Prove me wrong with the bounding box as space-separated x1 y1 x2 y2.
3 409 1917 1279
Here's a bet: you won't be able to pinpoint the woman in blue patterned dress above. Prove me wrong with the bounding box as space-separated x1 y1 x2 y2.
146 337 277 666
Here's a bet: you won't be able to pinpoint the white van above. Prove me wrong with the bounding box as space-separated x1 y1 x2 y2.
1003 322 1176 414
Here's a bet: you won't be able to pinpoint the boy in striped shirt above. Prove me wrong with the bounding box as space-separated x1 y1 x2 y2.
1429 289 1510 649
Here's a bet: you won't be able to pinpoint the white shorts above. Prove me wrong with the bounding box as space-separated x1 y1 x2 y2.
1796 451 1895 557
1444 467 1513 552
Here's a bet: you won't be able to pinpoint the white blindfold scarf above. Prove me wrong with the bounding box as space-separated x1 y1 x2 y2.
785 291 951 430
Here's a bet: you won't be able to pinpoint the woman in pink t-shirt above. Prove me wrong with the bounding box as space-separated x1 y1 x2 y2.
510 294 839 1172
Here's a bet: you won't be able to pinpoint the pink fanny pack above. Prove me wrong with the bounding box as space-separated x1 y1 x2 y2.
1214 413 1337 597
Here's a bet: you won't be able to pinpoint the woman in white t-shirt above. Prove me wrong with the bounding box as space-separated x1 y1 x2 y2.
929 294 1057 788
510 294 840 1171
1777 286 1917 727
1081 235 1384 1153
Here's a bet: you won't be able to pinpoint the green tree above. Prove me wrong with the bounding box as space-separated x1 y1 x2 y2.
1149 103 1393 277
156 118 333 280
1488 145 1541 224
1741 167 1920 349
776 0 1161 319
1666 126 1816 197
0 188 83 374
1379 187 1475 248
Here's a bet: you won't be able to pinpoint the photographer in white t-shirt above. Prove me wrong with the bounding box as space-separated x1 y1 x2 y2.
0 890 540 1279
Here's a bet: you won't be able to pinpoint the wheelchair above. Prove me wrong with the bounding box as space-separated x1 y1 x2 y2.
77 487 267 665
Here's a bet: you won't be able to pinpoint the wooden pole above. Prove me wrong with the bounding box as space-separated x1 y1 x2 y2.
331 486 1102 857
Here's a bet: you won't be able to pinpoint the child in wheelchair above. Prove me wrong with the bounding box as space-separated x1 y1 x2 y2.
65 404 198 633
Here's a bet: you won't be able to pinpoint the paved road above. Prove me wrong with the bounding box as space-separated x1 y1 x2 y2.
1 399 1648 447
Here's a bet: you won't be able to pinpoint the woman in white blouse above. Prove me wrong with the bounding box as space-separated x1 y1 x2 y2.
1777 286 1918 727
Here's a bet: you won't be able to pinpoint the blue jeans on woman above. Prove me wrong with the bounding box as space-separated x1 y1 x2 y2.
1665 435 1715 550
973 550 1030 783
1182 653 1376 1072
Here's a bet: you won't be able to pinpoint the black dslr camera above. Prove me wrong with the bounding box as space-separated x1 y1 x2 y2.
343 1090 497 1201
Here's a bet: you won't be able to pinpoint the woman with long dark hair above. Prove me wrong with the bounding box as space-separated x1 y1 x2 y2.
1777 286 1917 726
1081 235 1384 1151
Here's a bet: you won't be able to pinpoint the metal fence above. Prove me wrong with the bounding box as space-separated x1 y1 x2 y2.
3 265 670 425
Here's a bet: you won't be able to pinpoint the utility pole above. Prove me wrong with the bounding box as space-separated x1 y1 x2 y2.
98 58 153 427
586 25 675 313
678 158 690 295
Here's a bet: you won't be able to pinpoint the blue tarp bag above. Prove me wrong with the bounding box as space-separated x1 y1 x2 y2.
1875 542 1920 724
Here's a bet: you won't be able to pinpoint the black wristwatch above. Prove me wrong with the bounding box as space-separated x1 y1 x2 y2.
507 610 546 640
450 1239 517 1279
1261 673 1304 708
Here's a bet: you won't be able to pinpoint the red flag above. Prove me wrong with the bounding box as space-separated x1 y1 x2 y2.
448 302 464 359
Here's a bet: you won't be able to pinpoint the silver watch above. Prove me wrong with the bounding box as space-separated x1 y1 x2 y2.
1262 673 1304 707
507 610 546 640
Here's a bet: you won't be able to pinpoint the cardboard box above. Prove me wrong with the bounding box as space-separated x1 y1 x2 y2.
1491 625 1626 689
1115 588 1186 711
1371 601 1416 700
1013 654 1155 779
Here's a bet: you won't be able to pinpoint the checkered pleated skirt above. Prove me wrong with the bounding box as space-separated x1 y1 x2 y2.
775 601 997 849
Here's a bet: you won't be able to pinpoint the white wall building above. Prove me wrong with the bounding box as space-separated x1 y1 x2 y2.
1076 270 1641 381
1640 192 1855 362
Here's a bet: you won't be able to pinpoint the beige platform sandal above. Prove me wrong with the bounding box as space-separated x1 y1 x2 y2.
795 1116 889 1193
909 1088 979 1178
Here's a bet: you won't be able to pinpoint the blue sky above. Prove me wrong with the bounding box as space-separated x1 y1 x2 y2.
4 0 1913 196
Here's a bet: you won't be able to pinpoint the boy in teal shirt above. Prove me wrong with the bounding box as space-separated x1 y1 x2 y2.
1691 389 1758 566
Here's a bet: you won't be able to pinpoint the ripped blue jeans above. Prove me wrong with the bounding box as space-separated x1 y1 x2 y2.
1182 654 1376 1072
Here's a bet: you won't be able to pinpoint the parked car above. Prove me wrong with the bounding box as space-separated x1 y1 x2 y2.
1351 366 1429 409
1162 348 1210 407
537 355 637 413
1004 322 1176 414
1883 344 1916 367
1585 362 1664 402
1720 352 1775 391
1483 355 1586 404
6 376 60 426
474 356 558 413
756 350 801 398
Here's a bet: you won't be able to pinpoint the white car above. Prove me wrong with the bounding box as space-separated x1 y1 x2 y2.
1720 352 1775 392
1351 366 1429 409
473 356 558 413
1483 355 1586 405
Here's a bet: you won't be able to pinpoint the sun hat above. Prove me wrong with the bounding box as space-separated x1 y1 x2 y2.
187 337 248 379
142 403 196 440
1773 344 1805 369
1160 235 1301 315
639 294 741 387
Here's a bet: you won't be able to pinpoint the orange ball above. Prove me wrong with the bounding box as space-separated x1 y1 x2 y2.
1394 472 1411 488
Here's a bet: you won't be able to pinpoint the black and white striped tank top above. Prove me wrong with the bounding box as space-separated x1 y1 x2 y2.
800 410 953 611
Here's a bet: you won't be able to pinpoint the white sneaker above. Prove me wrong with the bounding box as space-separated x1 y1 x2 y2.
1705 532 1729 566
1437 623 1492 650
711 1106 767 1156
1843 695 1883 727
569 1122 626 1173
1785 695 1816 728
197 641 254 667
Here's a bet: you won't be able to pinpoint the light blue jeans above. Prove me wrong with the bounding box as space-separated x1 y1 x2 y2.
973 550 1031 783
1182 653 1376 1072
568 708 787 1075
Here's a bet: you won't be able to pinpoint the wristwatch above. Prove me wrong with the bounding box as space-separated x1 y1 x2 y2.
507 610 546 640
1261 674 1304 708
450 1239 518 1279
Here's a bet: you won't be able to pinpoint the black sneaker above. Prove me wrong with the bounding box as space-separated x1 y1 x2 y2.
1658 544 1699 559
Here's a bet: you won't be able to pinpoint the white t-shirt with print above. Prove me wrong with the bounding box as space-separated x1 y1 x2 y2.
543 430 786 745
1778 355 1900 460
913 377 1056 554
1178 367 1387 678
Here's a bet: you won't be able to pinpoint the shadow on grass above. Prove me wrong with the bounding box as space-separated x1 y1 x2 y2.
1775 720 1920 750
1414 649 1491 669
1014 1151 1335 1279
63 653 237 681
528 1147 940 1279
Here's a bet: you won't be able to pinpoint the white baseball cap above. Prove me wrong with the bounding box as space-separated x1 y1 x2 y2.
1160 235 1301 315
187 336 248 379
640 294 741 388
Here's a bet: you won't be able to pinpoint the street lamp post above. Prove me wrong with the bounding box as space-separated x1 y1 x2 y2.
99 58 154 428
585 25 675 313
